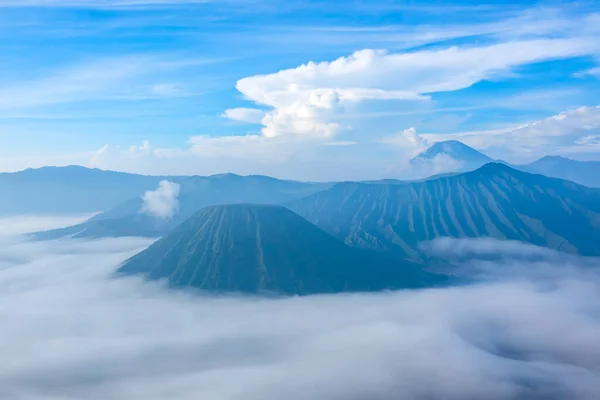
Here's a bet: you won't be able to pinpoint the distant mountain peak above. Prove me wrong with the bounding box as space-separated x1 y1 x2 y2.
414 140 492 163
472 161 514 173
522 155 600 188
464 162 533 181
423 140 469 153
529 155 600 167
208 172 243 179
32 165 92 171
538 155 569 161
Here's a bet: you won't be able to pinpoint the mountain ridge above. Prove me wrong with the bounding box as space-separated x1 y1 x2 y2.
117 204 446 295
32 174 333 240
521 155 600 188
287 163 600 260
0 165 172 215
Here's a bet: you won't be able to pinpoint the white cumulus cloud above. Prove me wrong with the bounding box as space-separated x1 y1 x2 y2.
233 39 599 139
140 180 180 219
381 127 430 155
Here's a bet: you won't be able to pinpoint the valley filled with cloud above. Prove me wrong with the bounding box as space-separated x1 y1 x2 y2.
2 216 599 400
2 2 600 399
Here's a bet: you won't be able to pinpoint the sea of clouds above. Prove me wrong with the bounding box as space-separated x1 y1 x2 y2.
1 216 599 400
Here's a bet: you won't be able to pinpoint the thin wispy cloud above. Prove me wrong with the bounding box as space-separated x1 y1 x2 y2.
0 0 212 8
0 214 94 236
263 7 592 48
575 67 600 78
0 56 208 109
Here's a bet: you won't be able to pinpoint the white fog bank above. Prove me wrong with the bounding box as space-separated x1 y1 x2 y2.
0 217 599 400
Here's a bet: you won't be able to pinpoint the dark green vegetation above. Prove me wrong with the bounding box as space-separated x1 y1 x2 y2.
33 173 331 239
288 163 600 260
118 204 445 295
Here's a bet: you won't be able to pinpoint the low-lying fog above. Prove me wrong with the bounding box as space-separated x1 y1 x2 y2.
1 216 599 400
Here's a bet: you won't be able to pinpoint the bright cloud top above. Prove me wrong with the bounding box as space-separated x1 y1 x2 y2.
140 180 180 219
227 39 599 140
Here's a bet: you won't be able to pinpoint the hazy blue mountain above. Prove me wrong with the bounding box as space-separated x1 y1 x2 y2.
288 163 600 260
33 174 332 239
117 204 446 295
414 140 493 163
411 140 494 173
0 165 174 216
522 156 600 188
361 177 443 186
360 178 410 185
411 145 600 186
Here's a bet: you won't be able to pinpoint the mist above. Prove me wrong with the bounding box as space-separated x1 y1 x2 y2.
0 214 94 237
140 180 180 219
1 218 599 400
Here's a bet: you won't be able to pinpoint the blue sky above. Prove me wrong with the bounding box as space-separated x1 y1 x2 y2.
1 0 599 180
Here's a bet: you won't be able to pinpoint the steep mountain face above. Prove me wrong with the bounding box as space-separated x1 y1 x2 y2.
117 205 445 295
33 174 332 239
0 166 173 215
288 163 600 260
411 140 493 173
522 156 600 188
